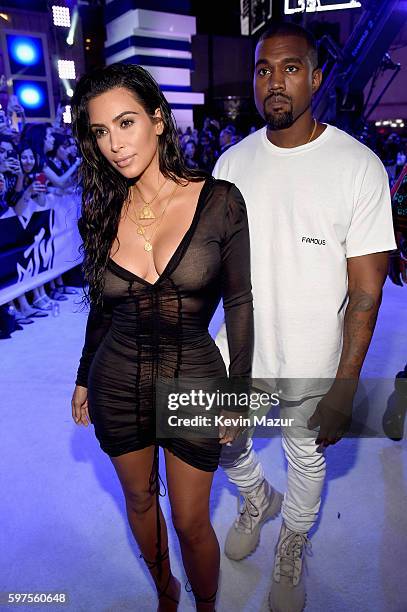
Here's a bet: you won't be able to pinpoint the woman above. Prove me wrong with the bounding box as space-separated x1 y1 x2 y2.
17 145 47 211
24 124 80 189
46 133 70 174
71 63 253 611
182 139 199 169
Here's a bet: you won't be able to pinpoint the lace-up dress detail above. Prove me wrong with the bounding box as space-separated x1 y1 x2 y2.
76 178 253 466
76 177 253 576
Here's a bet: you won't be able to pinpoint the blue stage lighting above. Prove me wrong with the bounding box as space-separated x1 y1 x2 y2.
20 86 42 108
6 34 46 77
10 37 40 66
14 80 49 117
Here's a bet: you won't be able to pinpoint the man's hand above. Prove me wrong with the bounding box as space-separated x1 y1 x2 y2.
389 251 407 286
307 381 356 452
218 409 247 445
5 157 22 175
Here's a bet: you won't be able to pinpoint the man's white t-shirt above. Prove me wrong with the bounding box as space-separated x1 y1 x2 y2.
213 124 396 400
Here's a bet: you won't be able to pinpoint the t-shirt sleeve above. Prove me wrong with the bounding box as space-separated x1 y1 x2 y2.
346 155 397 258
220 183 254 408
212 152 229 181
75 301 113 388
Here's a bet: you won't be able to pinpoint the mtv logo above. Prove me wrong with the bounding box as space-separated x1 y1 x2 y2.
284 0 362 13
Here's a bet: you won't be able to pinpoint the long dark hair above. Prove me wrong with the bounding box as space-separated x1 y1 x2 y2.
18 142 41 189
22 123 52 169
71 63 206 307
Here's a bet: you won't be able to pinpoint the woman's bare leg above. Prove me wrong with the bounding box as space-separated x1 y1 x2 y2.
165 450 219 611
111 447 180 611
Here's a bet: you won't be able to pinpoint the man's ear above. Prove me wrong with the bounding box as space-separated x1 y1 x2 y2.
311 68 323 94
154 108 164 136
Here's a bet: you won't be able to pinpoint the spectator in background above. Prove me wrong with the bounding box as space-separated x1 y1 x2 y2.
396 148 406 180
0 134 24 210
183 139 199 169
46 133 72 185
0 171 7 217
67 137 79 166
14 144 47 216
219 126 236 154
24 124 80 190
199 143 218 173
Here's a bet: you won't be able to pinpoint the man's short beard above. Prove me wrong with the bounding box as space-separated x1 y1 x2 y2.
265 109 294 131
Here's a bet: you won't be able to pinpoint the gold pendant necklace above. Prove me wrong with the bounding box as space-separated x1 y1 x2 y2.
127 203 167 234
139 204 156 220
127 183 179 252
135 179 168 220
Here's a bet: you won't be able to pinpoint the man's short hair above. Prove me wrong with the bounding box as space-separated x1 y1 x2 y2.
0 135 14 147
257 22 319 69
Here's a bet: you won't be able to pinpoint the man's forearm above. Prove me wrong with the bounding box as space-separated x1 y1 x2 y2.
336 288 383 380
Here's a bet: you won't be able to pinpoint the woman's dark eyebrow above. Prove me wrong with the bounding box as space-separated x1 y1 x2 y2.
90 111 139 128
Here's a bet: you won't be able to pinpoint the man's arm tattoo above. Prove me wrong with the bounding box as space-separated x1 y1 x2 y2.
337 288 382 379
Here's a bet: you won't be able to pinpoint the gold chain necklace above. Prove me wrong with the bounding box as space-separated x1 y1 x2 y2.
307 118 318 144
134 179 168 220
128 183 178 252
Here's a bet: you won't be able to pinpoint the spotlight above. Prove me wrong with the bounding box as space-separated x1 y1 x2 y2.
66 7 78 46
63 105 72 123
375 121 382 126
62 78 74 98
52 6 70 27
396 119 403 124
58 60 76 79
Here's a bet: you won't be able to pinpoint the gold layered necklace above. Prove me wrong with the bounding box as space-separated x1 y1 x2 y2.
134 179 168 220
127 183 178 252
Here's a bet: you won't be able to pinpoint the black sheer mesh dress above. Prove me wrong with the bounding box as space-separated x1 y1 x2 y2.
76 177 253 470
75 176 253 574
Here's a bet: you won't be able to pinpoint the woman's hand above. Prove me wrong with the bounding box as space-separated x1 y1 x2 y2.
30 180 47 195
71 385 90 426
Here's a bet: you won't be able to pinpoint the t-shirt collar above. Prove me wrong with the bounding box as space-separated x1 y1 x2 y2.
262 123 332 155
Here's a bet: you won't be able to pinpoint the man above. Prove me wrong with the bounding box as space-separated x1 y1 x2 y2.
219 126 236 154
213 22 396 612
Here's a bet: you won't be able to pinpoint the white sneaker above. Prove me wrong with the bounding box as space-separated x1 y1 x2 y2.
224 479 283 561
268 523 311 612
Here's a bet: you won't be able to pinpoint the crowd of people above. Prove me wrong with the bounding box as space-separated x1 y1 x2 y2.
177 118 254 172
178 116 406 187
0 98 80 336
360 123 406 186
0 92 405 339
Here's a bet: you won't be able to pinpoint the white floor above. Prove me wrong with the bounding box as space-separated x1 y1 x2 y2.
0 280 406 612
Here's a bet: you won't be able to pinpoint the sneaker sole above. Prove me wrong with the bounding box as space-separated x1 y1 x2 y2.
269 592 307 612
225 491 283 561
